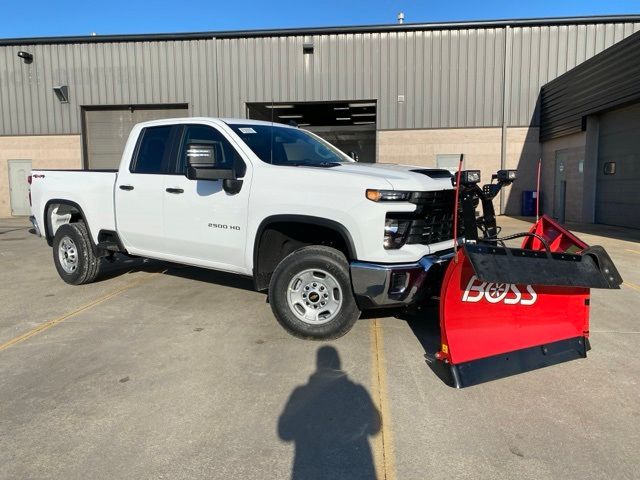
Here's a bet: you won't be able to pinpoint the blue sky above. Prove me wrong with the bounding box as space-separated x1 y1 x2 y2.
1 0 639 38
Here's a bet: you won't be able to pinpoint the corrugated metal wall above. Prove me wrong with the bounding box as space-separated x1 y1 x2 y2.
506 22 640 127
0 40 216 135
214 29 506 129
1 21 639 135
540 31 640 140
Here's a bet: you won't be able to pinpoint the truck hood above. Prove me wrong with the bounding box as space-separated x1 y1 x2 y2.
332 162 454 191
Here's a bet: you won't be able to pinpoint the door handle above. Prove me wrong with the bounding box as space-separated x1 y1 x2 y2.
119 185 134 191
165 188 184 194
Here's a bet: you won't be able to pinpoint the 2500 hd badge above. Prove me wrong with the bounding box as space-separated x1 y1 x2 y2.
208 223 240 231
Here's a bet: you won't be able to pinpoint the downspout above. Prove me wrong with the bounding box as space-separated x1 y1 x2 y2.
499 25 512 214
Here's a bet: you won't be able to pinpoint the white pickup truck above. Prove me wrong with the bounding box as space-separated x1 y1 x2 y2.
30 117 457 339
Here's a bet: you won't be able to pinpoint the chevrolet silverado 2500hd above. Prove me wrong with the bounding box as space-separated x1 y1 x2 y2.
30 117 458 339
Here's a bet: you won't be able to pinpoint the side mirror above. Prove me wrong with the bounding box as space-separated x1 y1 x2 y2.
347 151 359 161
186 142 236 181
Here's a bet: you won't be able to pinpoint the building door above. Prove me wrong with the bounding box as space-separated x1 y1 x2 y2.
595 103 640 229
553 151 567 224
83 104 188 170
8 160 32 216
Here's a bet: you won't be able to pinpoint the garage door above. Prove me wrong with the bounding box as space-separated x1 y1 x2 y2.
596 103 640 229
84 105 188 170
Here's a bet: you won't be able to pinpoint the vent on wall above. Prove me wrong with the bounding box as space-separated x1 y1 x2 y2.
53 85 69 104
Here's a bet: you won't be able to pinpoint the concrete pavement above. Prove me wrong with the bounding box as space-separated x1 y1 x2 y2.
0 216 638 479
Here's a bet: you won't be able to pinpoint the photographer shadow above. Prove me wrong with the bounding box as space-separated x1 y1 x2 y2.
278 346 381 480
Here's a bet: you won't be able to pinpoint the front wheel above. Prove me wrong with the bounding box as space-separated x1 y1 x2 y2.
269 245 361 340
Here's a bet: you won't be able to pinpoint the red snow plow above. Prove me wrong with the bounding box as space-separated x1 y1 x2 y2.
432 169 622 388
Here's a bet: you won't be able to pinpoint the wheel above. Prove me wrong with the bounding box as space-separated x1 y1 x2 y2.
269 245 361 340
52 222 100 285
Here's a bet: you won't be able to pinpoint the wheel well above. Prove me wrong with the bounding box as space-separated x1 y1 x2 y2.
44 200 89 247
254 220 353 291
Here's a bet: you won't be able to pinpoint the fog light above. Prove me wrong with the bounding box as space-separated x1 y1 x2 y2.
390 271 409 294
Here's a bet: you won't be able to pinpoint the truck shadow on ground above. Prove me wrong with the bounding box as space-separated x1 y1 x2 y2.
397 306 458 388
278 346 381 480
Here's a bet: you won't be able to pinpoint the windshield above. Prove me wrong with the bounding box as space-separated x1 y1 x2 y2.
227 123 353 166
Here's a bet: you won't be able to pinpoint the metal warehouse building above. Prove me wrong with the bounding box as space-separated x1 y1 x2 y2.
1 15 639 228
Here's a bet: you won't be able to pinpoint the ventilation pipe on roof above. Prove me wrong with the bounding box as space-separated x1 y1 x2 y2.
397 12 405 24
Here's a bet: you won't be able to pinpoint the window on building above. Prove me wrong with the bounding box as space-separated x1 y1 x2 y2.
436 154 464 174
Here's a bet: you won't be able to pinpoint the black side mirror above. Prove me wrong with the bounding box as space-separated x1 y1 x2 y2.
186 142 236 181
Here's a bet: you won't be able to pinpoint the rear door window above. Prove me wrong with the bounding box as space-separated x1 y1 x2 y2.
131 126 179 174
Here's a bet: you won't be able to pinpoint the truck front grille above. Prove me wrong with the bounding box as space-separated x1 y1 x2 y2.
405 190 458 245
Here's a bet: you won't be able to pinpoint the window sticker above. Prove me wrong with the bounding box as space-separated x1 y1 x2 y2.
239 127 257 134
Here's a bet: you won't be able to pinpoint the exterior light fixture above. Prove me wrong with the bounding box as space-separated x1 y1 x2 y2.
303 42 314 54
265 104 294 109
53 85 69 104
348 102 376 108
17 51 33 64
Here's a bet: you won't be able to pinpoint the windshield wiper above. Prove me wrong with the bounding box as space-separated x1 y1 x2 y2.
286 161 342 168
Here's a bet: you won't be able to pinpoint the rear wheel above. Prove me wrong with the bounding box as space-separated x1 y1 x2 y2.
269 245 360 340
52 222 100 285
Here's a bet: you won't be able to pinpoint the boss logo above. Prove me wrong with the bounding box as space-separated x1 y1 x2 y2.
462 275 537 305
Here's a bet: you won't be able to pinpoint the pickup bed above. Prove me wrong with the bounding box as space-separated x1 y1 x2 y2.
30 117 456 339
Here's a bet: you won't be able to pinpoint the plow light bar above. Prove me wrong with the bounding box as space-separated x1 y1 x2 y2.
495 169 517 183
458 170 481 185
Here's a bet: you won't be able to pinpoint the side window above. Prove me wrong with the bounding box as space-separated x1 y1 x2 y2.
131 126 176 174
177 125 245 176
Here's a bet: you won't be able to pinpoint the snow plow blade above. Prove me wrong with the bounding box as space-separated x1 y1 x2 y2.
464 243 621 289
436 215 622 388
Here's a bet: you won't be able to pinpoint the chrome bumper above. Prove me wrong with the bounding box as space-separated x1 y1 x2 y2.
350 251 454 309
29 215 42 236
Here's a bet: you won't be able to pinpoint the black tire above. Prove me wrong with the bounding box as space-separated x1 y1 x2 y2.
269 245 361 340
52 222 100 285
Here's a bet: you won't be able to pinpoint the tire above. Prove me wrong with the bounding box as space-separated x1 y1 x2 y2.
269 245 361 340
52 222 100 285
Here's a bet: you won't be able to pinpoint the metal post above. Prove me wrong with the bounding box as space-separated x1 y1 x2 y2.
499 25 512 215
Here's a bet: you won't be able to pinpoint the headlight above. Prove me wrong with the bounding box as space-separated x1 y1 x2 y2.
366 189 412 202
384 219 411 249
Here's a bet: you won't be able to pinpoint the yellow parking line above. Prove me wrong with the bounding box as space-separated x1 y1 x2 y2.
370 319 396 480
623 281 640 293
625 249 640 256
0 272 163 353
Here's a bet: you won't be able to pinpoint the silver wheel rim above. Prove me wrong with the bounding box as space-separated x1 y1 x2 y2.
58 236 78 274
287 268 343 325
